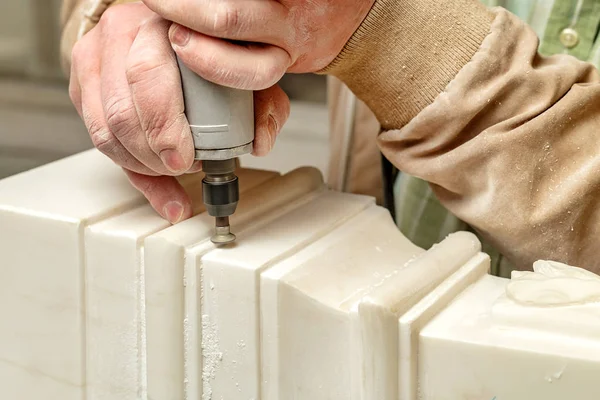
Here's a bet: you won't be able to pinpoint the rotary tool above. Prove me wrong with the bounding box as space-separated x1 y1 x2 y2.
177 59 254 244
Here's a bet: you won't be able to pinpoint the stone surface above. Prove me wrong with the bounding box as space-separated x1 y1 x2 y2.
2 149 600 400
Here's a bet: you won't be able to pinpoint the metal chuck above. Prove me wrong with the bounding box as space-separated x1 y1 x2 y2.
202 159 239 245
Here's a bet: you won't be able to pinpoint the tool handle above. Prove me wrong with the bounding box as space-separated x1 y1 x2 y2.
176 58 254 159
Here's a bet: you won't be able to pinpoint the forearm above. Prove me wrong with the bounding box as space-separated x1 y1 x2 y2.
325 1 600 271
60 0 136 74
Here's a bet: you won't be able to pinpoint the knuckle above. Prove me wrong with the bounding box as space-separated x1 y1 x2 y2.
199 53 246 89
212 4 241 34
85 115 114 153
132 175 160 200
145 113 180 148
136 177 154 197
126 54 166 87
90 129 115 154
105 95 138 137
98 5 121 32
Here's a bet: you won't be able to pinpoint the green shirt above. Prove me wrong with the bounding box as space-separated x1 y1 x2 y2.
394 0 600 277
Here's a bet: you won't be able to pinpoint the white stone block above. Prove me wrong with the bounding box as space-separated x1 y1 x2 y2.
0 150 142 399
419 264 600 400
3 149 600 400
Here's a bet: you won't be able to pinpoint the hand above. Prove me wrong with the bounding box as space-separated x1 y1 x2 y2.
69 2 290 224
141 0 375 90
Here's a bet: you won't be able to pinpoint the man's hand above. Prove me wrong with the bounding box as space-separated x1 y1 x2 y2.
141 0 375 90
69 2 290 224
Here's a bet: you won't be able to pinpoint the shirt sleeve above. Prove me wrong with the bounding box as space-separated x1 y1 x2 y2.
323 0 600 272
60 0 137 75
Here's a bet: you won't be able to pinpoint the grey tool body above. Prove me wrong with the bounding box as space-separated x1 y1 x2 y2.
177 58 254 244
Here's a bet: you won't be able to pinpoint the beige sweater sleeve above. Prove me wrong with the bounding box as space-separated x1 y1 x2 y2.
60 0 137 74
324 0 600 272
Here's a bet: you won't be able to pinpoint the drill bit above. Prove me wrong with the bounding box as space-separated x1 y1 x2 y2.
211 216 236 245
202 160 240 245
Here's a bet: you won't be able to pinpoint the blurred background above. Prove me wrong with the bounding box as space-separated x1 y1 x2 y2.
0 0 330 180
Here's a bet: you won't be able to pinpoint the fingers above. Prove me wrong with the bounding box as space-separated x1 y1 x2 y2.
81 74 160 176
142 0 290 48
71 28 158 176
70 2 200 226
169 25 291 90
124 169 193 224
72 3 195 176
99 8 176 176
252 84 290 157
126 16 195 173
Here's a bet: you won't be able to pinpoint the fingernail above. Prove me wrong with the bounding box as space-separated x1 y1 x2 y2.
160 149 186 173
267 115 278 149
163 201 184 224
170 25 190 47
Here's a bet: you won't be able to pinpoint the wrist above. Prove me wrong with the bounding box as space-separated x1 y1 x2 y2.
320 0 494 130
61 0 139 75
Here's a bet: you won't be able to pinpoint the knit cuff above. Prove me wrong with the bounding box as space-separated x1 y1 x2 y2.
321 0 494 130
60 0 139 75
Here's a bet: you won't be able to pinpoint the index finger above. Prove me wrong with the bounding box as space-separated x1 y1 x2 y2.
142 0 290 47
125 16 195 174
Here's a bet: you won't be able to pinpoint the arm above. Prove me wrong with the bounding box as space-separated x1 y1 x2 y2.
323 1 600 271
115 0 600 271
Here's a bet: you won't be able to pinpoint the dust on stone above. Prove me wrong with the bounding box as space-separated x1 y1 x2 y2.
202 314 223 400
